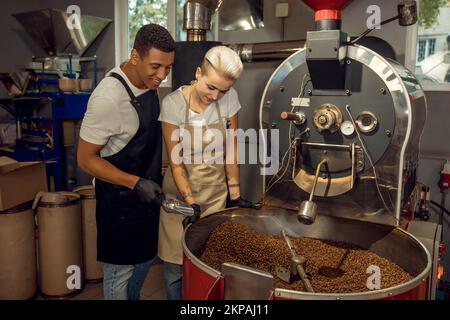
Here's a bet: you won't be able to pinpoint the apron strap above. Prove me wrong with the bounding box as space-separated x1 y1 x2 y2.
184 96 226 134
214 101 226 134
109 72 142 108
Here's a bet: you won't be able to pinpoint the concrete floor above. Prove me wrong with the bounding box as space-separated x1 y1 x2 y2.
38 260 167 300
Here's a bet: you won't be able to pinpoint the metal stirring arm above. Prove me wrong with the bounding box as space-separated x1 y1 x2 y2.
281 230 314 293
297 159 327 225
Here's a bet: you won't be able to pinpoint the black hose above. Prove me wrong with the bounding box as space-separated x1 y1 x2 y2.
430 200 450 216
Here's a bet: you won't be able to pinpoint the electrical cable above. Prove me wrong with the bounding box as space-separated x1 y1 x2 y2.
345 105 392 214
347 15 400 45
430 200 450 216
264 74 310 195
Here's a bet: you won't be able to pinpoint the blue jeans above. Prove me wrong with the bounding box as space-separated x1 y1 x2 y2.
103 258 155 300
163 262 183 300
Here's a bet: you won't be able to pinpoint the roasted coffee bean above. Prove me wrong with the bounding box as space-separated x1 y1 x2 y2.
199 221 413 293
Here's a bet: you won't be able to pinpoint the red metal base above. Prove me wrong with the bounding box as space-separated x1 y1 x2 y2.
183 255 429 300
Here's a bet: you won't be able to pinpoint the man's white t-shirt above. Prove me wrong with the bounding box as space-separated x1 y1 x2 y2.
158 86 241 129
79 66 149 158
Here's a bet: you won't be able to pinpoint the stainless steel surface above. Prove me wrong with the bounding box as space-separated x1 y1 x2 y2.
219 0 264 31
309 159 326 203
221 262 274 300
183 1 211 31
260 45 427 226
183 206 431 299
301 142 351 151
13 9 112 56
407 220 442 300
297 200 317 225
162 199 194 217
193 0 224 13
355 111 378 134
228 40 305 62
297 159 326 225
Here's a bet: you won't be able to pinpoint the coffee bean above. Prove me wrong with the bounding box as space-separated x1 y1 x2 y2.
199 221 412 293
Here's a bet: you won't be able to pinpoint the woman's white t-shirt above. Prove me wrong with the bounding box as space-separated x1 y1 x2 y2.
158 86 241 129
158 86 242 164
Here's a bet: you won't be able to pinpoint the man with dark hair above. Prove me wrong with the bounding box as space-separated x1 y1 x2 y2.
77 24 175 300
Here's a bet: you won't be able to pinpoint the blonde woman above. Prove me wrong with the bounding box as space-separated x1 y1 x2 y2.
158 45 260 299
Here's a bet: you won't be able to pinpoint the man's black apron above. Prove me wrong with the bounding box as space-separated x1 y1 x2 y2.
95 72 162 265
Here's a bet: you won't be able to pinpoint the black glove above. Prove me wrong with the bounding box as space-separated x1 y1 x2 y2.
182 204 201 229
230 197 262 210
134 178 165 207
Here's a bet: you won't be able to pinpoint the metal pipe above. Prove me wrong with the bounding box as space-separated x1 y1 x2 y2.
184 1 211 42
227 40 305 62
309 159 327 202
187 29 207 42
297 159 327 225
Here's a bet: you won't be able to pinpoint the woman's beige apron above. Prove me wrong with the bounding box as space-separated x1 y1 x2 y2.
158 97 228 265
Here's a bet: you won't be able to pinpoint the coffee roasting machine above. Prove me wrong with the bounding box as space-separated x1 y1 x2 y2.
170 0 437 300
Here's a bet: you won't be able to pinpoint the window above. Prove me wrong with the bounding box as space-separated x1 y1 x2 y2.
416 38 437 63
417 39 426 62
128 0 168 53
428 38 436 55
412 0 450 87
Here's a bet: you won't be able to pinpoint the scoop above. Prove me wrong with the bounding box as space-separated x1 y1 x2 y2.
161 198 195 217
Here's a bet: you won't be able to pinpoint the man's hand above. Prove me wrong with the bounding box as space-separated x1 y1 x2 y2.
230 197 262 210
134 178 165 207
182 204 201 228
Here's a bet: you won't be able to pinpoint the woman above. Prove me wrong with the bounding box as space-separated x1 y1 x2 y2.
158 45 260 300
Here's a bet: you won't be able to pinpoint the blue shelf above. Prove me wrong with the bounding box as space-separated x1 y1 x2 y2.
12 92 91 191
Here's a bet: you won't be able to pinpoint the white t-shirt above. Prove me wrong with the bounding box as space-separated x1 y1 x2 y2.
79 66 149 158
158 86 241 129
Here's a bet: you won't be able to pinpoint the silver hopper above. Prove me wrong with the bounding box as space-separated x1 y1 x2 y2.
13 8 112 56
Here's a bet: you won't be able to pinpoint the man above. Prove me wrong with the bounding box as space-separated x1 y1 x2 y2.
77 24 175 300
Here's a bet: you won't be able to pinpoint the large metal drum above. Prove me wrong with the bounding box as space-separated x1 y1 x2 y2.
183 206 431 300
0 202 37 300
73 185 103 283
36 192 83 298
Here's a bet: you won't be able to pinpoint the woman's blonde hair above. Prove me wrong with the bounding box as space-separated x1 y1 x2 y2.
201 45 243 80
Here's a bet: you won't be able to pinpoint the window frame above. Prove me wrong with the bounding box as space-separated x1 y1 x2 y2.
405 0 450 92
